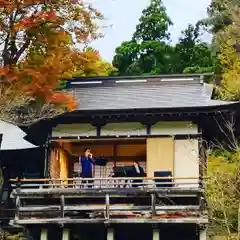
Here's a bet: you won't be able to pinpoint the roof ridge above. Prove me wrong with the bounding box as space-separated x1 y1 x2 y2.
69 73 213 82
67 77 205 89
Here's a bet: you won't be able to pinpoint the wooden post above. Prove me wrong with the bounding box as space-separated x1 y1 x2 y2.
62 229 70 240
107 228 114 240
152 229 159 240
60 195 65 218
199 228 207 240
15 196 20 221
40 229 48 240
105 193 110 219
151 193 156 217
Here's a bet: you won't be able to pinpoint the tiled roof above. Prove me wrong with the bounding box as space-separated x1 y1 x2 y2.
66 75 236 111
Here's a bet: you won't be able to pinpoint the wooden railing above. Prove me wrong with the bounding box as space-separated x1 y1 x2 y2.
9 176 203 189
8 177 208 226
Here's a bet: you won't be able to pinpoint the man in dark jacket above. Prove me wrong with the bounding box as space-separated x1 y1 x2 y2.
132 161 146 187
80 148 95 187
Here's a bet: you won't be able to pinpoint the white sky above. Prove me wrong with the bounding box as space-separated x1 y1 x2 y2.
91 0 212 62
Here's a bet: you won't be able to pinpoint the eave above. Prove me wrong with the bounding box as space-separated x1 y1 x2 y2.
53 102 239 123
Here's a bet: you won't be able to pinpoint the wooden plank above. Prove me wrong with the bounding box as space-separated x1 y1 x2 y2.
19 205 200 212
11 194 198 200
11 187 202 197
10 217 209 225
9 176 205 182
67 139 146 146
11 181 201 189
20 206 60 211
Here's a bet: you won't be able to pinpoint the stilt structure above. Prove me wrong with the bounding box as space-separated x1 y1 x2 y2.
152 228 160 240
107 228 114 240
40 229 48 240
199 227 207 240
62 228 70 240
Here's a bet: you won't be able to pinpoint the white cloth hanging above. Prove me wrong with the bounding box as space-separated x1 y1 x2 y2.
0 120 37 150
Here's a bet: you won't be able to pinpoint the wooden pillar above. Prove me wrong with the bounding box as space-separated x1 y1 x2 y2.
152 229 159 240
62 229 70 240
199 228 207 240
14 195 20 221
107 228 114 240
105 193 110 219
151 193 156 217
40 229 48 240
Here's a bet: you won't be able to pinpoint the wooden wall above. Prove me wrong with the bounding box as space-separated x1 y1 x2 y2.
49 146 69 181
50 132 200 181
52 139 147 179
68 140 146 161
50 148 60 179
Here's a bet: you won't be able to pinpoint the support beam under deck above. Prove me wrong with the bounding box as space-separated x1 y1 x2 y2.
199 228 207 240
62 228 70 240
40 229 48 240
153 229 160 240
107 228 114 240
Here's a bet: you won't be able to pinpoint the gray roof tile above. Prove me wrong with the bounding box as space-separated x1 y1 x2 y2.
67 78 235 111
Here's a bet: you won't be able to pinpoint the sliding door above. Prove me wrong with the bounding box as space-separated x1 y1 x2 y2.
146 138 174 177
174 139 199 187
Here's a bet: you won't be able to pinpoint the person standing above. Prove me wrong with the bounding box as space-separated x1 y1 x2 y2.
80 148 95 188
132 161 146 187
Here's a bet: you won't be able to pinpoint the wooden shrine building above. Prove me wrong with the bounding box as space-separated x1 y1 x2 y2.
1 74 239 240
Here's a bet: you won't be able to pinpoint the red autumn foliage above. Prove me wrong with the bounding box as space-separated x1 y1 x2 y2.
0 1 107 113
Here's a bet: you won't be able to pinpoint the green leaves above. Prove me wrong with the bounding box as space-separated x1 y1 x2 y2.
113 21 214 75
133 0 172 42
23 76 32 83
59 80 67 89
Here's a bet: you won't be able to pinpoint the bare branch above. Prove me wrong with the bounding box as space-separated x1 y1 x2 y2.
0 84 64 126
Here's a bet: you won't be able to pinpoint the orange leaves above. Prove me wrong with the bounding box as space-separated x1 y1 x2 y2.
0 43 85 111
14 10 59 31
0 0 106 116
49 92 77 111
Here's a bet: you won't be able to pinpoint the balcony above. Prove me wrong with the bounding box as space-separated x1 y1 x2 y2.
9 177 208 227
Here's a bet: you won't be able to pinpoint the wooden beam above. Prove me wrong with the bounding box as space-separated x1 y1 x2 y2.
69 139 146 146
11 217 209 225
11 181 201 190
9 176 204 182
113 144 117 167
19 205 200 212
11 187 202 197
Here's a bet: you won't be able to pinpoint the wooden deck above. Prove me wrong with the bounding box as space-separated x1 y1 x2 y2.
9 177 208 227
